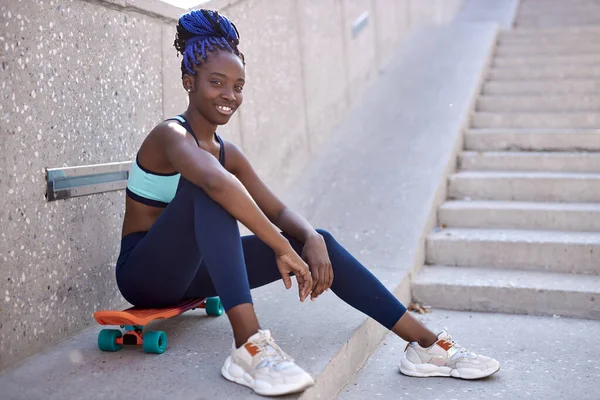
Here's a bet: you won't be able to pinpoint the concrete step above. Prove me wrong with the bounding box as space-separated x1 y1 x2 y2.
521 1 600 6
477 95 600 112
448 170 600 202
426 228 600 274
489 65 600 80
483 80 600 95
472 112 600 129
458 151 600 172
516 13 600 20
494 54 600 67
412 266 600 319
515 23 600 29
439 200 600 231
498 35 600 47
515 18 600 29
465 129 600 152
519 0 600 8
501 26 600 37
521 0 600 4
517 11 600 20
496 43 600 56
514 20 600 29
519 0 600 9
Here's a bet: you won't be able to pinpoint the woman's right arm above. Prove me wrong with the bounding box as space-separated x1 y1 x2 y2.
160 125 312 300
162 126 286 252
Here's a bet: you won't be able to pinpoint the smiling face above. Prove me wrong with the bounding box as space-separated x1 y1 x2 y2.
183 50 245 126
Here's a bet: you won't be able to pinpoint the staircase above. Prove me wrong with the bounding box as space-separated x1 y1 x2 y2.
412 0 600 320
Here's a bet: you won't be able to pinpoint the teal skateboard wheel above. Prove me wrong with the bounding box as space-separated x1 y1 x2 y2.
98 329 123 352
143 331 168 354
205 297 224 316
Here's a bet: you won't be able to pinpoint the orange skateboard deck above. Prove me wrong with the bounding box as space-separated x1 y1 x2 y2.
94 296 224 354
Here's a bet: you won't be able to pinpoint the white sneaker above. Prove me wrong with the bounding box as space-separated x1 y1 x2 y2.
399 330 500 380
221 329 315 396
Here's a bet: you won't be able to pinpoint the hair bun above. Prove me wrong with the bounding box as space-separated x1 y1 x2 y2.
174 9 245 77
179 9 239 44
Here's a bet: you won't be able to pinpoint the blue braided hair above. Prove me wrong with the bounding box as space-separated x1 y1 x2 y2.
174 9 245 78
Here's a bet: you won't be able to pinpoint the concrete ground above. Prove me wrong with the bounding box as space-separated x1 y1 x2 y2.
338 310 600 400
0 275 406 400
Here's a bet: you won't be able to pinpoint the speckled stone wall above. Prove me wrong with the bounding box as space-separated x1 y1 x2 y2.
0 0 464 370
0 0 169 370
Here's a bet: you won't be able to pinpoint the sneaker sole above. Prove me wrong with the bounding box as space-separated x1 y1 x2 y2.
221 356 315 396
399 358 500 380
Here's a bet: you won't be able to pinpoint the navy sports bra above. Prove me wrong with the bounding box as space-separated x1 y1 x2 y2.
126 115 226 208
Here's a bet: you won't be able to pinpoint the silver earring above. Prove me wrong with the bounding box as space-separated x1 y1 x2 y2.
187 88 191 93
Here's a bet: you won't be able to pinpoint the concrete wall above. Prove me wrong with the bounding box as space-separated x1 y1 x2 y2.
0 0 464 370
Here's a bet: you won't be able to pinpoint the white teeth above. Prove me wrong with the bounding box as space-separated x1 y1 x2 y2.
217 106 232 111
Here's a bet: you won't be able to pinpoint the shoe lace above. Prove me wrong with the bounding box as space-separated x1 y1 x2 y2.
255 335 294 369
444 333 477 360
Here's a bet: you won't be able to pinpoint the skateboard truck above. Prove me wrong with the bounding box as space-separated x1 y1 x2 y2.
117 325 144 346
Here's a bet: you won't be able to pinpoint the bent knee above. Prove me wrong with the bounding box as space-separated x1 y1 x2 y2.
315 228 335 243
177 177 207 196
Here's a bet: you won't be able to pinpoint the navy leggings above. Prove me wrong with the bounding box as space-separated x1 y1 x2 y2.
116 177 407 330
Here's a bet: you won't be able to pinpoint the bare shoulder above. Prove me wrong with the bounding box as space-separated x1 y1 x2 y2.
221 138 243 157
149 119 190 146
138 120 198 172
221 138 248 172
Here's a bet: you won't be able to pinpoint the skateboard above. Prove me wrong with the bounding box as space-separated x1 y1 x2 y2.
93 297 224 354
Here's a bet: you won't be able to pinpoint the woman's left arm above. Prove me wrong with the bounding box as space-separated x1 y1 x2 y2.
227 142 333 299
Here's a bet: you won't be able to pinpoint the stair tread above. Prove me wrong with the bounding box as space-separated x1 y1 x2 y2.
451 170 600 179
428 227 600 244
414 265 600 293
476 96 600 112
467 128 600 134
493 55 600 66
475 111 600 116
486 78 600 83
441 199 600 211
479 94 600 99
498 43 600 49
473 112 600 128
458 151 600 170
461 151 600 158
491 65 600 71
483 80 600 95
502 27 600 35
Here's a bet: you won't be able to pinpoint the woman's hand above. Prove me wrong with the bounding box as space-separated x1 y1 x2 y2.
275 248 313 302
302 234 333 301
